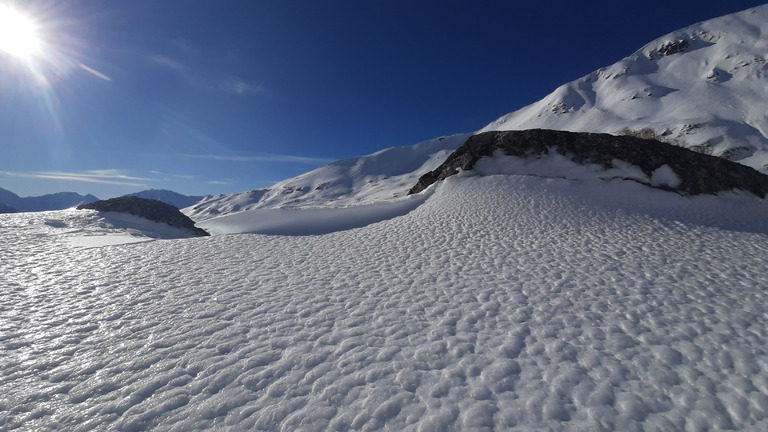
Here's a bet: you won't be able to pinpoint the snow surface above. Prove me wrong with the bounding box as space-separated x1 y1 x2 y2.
0 208 207 250
3 172 768 431
481 5 768 172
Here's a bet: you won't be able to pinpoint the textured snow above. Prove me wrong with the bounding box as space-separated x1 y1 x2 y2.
481 5 768 172
0 208 206 250
3 174 768 431
197 192 431 236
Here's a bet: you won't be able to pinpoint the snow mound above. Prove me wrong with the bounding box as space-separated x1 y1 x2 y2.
0 208 208 249
481 4 768 173
2 174 768 430
198 192 431 235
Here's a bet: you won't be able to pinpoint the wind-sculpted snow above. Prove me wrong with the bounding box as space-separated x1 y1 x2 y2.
2 175 768 431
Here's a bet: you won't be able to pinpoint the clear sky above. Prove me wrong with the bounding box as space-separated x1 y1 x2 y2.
1 0 765 198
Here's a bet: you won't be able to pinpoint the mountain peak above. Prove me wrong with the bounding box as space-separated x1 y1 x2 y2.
481 5 768 173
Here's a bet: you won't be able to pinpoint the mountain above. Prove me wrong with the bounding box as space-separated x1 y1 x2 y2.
183 133 470 221
0 201 17 213
481 5 768 173
123 189 206 209
186 5 768 223
0 187 99 212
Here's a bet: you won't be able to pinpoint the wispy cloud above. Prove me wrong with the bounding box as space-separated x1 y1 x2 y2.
78 63 112 81
151 54 263 96
149 170 195 180
208 180 234 185
152 54 190 74
220 77 264 95
185 154 333 164
1 169 152 187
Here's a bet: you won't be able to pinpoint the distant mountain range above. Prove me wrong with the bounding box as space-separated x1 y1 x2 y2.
0 187 99 213
123 189 206 210
0 187 205 213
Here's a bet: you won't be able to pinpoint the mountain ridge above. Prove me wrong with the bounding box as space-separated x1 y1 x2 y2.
480 4 768 172
0 187 99 213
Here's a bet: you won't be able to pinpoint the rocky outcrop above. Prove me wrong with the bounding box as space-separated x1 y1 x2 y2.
409 129 768 197
77 196 209 236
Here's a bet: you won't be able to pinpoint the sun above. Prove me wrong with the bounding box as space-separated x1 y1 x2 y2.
0 5 41 59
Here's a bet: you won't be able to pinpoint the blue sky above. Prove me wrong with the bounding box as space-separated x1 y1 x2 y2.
1 0 765 198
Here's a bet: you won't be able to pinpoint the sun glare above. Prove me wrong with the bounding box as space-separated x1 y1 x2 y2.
0 5 41 59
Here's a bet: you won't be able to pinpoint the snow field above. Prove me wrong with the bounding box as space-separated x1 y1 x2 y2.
2 175 768 430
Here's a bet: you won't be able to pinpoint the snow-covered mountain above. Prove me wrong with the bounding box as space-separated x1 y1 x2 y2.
0 187 99 213
186 5 768 223
184 133 470 220
122 189 205 209
482 4 768 172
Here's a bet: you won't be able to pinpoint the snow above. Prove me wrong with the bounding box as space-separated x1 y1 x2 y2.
183 133 470 221
3 172 768 431
197 192 431 236
0 208 207 250
481 5 768 173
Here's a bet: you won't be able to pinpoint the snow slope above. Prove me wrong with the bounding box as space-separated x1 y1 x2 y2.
3 172 768 431
482 5 768 172
183 133 469 221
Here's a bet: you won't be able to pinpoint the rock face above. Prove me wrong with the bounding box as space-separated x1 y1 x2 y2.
409 129 768 197
78 196 209 236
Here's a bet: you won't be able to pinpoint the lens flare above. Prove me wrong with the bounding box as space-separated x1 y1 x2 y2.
0 5 41 59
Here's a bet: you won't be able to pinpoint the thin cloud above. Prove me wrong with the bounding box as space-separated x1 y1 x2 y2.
220 77 264 95
78 63 112 81
152 54 189 74
208 180 233 185
1 169 152 187
149 170 195 180
151 54 263 96
185 154 333 164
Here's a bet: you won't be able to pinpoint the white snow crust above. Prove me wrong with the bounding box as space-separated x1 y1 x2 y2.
3 173 768 431
481 5 768 173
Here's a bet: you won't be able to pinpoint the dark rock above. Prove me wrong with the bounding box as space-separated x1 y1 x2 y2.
77 196 209 236
409 129 768 198
649 39 690 59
